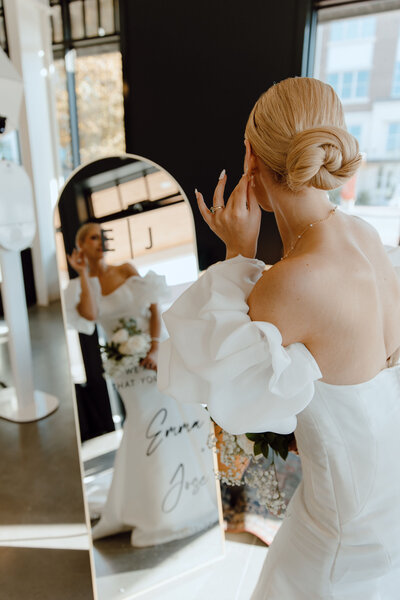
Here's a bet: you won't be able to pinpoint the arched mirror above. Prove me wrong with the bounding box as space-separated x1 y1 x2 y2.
55 154 224 599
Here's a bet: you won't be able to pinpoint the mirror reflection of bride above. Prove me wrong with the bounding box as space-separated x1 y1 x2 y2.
64 222 218 547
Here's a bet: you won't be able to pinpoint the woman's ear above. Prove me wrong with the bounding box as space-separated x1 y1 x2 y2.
243 139 256 175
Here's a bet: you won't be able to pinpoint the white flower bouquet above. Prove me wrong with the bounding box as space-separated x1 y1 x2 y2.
209 428 295 516
100 318 151 378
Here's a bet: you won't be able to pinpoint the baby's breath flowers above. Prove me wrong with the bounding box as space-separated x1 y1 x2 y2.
209 426 294 516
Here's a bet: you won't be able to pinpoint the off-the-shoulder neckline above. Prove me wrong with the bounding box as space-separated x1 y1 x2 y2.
259 320 398 389
89 274 141 297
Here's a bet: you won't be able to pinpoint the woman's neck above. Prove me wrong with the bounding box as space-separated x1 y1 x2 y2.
88 258 108 277
270 188 334 257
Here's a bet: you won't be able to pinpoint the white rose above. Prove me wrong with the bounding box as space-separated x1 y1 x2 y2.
111 328 129 345
236 434 255 455
119 334 150 356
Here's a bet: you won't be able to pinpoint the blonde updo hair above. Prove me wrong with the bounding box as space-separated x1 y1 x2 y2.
75 222 99 249
245 77 362 192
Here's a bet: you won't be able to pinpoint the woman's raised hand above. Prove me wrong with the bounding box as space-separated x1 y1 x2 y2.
67 248 89 276
195 171 261 260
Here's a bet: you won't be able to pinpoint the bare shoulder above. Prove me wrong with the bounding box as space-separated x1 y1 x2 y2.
118 262 140 278
248 257 318 344
347 214 394 264
348 213 381 240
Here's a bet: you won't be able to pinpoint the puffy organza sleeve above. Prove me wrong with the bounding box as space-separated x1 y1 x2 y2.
63 277 99 335
158 256 322 435
127 271 170 307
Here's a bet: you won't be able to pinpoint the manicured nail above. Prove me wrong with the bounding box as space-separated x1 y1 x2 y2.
195 188 198 196
218 169 226 180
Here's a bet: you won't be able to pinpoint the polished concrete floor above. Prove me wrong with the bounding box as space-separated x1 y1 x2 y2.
0 301 95 599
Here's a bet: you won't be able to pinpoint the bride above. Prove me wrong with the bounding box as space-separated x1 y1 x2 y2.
158 77 400 597
64 222 218 547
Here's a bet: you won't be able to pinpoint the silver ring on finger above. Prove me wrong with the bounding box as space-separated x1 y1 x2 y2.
210 205 224 214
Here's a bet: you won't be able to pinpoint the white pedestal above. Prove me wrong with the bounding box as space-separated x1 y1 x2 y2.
0 388 59 423
0 248 60 423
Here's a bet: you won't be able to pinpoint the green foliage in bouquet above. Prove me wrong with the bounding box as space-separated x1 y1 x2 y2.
116 317 142 337
245 431 295 462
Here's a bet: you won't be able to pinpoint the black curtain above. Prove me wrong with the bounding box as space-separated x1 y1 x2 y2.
120 0 315 268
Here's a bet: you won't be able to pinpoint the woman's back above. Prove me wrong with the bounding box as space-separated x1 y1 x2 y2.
161 75 400 597
249 211 400 385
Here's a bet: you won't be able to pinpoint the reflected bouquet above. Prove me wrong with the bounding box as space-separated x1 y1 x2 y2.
209 428 295 516
100 317 151 378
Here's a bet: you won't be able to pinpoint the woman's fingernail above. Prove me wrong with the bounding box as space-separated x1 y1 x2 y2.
218 169 226 180
195 188 198 196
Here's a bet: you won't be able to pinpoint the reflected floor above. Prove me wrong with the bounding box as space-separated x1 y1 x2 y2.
93 524 224 600
83 432 224 599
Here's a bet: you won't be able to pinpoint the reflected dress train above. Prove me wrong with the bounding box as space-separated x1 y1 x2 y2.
65 271 218 547
158 254 400 599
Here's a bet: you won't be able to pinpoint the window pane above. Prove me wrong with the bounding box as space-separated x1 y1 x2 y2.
50 4 63 44
392 62 400 97
348 125 361 143
147 171 179 201
346 20 357 40
91 186 122 218
342 72 353 99
327 72 339 91
84 0 99 38
119 178 148 208
361 17 375 38
356 70 369 98
387 123 400 153
99 0 116 35
130 204 194 258
70 0 85 40
330 22 343 41
75 51 125 165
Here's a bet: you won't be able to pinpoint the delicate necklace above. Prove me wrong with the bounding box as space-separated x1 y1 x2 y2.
280 205 338 261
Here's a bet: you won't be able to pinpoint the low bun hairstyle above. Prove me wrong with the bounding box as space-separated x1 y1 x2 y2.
245 77 362 192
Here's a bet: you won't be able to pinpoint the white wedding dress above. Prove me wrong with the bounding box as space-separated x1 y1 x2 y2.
158 254 400 599
64 272 218 547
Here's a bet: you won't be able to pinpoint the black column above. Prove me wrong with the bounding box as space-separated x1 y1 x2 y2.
120 0 315 268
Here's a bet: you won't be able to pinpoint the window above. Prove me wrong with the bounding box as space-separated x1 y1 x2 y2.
347 125 362 144
330 17 375 42
327 70 370 100
74 51 125 166
387 123 400 153
342 72 353 99
315 7 400 241
355 71 369 98
50 0 123 178
392 62 400 97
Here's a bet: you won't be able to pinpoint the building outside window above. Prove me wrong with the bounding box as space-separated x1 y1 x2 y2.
315 8 400 245
347 124 362 144
387 123 400 153
330 17 375 42
327 70 370 100
392 61 400 97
